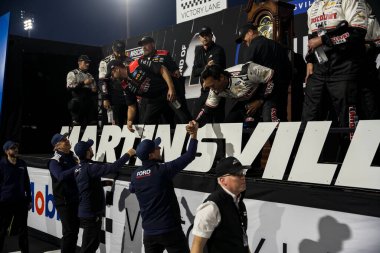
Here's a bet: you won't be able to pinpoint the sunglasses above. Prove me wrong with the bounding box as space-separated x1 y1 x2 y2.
9 146 19 150
222 170 247 177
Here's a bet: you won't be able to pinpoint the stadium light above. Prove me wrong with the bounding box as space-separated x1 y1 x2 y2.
23 18 33 31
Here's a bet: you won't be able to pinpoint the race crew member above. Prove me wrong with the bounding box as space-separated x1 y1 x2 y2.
66 55 97 126
195 62 274 127
138 36 192 124
302 0 368 129
106 58 180 132
98 40 133 127
191 26 226 123
73 139 135 253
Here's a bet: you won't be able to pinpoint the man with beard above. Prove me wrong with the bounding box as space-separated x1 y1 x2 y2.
66 55 97 126
191 26 226 123
0 141 31 253
138 36 192 124
99 40 133 127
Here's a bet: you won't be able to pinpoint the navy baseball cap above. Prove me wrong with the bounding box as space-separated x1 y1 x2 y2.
235 23 257 44
112 40 126 54
3 140 19 152
199 26 213 36
74 139 94 159
215 157 249 177
136 137 161 161
51 133 69 147
138 36 155 46
78 55 91 62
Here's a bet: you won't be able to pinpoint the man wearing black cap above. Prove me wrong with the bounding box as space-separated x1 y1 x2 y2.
138 36 192 124
191 157 249 253
67 55 97 126
236 23 291 122
73 139 135 252
106 58 178 131
191 26 226 123
129 121 198 253
0 141 31 253
99 40 133 127
48 133 80 253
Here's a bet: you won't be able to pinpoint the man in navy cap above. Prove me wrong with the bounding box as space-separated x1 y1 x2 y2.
0 141 31 253
129 121 199 253
48 133 80 253
73 139 135 253
191 157 249 253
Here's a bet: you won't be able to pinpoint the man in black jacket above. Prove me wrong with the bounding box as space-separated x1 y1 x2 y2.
191 157 249 253
74 139 135 253
0 141 31 253
191 26 226 122
48 133 79 253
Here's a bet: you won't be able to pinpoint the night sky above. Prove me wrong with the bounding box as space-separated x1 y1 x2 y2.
0 0 247 46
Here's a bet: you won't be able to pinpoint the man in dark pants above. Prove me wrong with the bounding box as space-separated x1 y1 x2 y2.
0 141 31 253
99 40 133 127
73 139 135 253
191 26 226 122
236 23 291 122
138 36 192 124
66 55 97 126
107 59 182 131
129 121 199 253
191 157 249 253
48 133 80 253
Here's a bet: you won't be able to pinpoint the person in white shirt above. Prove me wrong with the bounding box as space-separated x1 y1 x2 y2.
191 157 250 253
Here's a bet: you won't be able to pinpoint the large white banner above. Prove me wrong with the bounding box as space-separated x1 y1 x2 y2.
27 167 380 253
176 0 227 24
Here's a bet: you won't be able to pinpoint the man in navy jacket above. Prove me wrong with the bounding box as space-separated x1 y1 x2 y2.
0 141 31 253
74 139 135 253
130 121 198 253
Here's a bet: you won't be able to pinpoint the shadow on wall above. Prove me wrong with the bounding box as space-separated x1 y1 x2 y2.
299 215 351 253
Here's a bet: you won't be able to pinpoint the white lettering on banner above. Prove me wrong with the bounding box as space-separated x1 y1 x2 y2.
60 121 380 190
264 122 301 180
178 45 187 75
289 122 338 184
336 120 380 190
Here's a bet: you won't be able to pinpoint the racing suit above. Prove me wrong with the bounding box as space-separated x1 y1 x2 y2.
99 55 133 127
302 0 368 128
66 69 97 125
195 62 274 127
359 3 380 119
140 49 192 124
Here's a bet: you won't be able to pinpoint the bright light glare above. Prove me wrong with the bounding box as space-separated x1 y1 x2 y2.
23 19 33 30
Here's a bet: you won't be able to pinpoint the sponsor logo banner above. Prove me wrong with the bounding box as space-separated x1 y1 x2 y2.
176 0 227 24
289 0 315 15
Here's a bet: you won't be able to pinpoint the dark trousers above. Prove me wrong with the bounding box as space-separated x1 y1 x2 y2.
113 103 129 128
56 204 80 253
143 229 189 253
80 216 102 253
302 77 358 128
68 95 97 126
0 203 29 253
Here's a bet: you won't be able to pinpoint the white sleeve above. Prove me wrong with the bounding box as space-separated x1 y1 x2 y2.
192 201 221 239
342 0 368 30
66 71 77 89
247 62 274 83
205 90 221 108
99 60 107 79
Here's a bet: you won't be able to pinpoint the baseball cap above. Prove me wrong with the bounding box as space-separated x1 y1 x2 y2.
78 55 91 62
106 59 125 78
51 133 69 147
136 137 161 161
3 140 19 152
199 26 213 36
138 36 155 46
112 40 126 54
74 139 94 159
235 23 257 44
215 157 249 177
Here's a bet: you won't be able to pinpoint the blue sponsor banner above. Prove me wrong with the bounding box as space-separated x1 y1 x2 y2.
0 12 10 117
290 0 314 15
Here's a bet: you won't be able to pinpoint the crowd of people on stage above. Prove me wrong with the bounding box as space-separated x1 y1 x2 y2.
1 0 380 252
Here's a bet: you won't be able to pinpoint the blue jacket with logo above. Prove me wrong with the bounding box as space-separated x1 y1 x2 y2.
129 138 198 235
0 157 31 205
74 154 131 218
